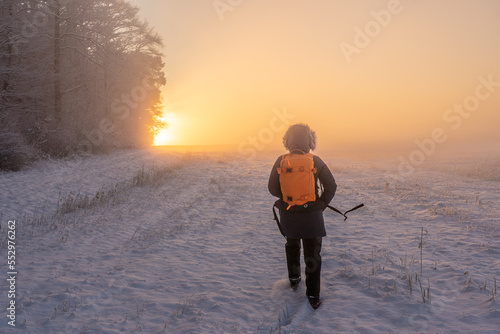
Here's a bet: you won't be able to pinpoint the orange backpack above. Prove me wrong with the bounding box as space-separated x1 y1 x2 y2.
277 150 317 210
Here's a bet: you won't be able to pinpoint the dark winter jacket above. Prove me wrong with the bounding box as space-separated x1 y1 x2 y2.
268 151 337 239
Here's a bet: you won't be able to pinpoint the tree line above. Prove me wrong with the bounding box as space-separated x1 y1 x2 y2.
0 0 166 171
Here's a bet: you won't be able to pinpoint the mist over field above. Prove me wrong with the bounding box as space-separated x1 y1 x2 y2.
2 0 500 170
129 0 500 151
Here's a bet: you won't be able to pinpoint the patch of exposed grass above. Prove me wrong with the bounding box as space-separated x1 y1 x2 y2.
57 163 181 214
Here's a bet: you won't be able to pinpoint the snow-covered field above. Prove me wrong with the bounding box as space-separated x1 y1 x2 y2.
1 148 499 333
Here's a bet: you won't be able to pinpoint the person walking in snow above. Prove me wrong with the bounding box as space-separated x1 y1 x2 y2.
268 123 337 309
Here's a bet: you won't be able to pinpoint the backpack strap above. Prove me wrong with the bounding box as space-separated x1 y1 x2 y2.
272 204 286 238
326 205 347 220
327 203 365 221
289 149 307 155
273 202 364 237
344 203 365 216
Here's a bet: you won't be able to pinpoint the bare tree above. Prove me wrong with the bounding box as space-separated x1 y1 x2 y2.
0 0 166 170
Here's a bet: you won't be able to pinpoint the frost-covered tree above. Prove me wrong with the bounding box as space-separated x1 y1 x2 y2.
0 0 166 170
0 0 42 170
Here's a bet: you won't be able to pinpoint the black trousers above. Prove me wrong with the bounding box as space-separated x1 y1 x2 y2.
285 237 322 297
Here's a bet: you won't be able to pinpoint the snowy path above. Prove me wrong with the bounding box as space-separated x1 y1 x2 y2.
1 150 499 333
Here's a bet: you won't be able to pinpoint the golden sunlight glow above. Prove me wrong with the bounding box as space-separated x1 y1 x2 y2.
134 0 500 152
154 112 180 146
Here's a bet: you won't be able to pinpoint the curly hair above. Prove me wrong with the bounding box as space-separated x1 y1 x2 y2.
282 123 317 151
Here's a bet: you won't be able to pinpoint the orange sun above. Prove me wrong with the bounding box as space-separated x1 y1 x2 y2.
154 112 179 146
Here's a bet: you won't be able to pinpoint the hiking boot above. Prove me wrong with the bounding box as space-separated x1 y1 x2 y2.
290 277 301 291
308 296 321 310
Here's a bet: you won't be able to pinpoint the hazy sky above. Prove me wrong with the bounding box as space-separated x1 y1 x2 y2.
130 0 500 153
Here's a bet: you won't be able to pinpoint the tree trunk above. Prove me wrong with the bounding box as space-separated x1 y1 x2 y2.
53 0 62 123
1 0 14 94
